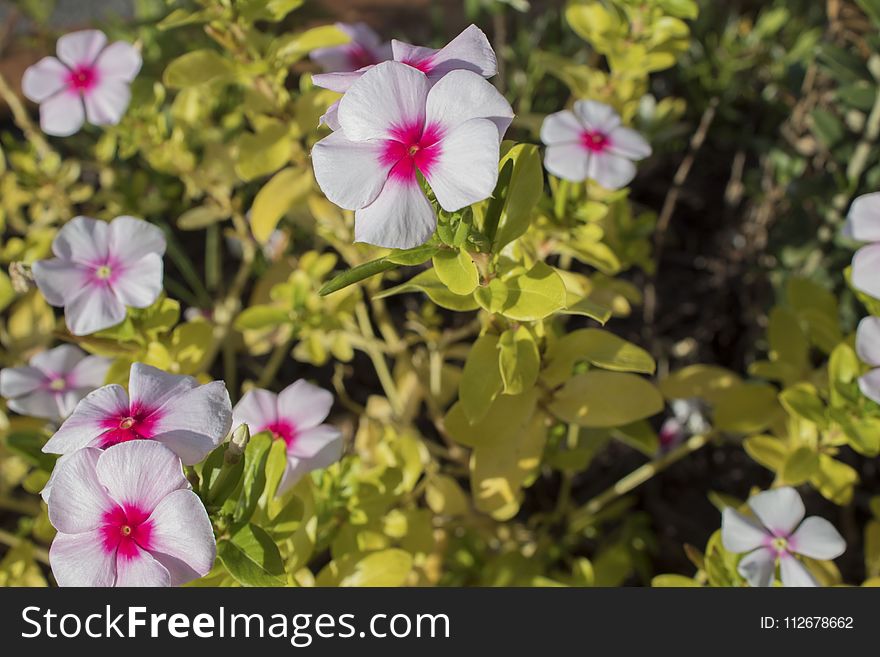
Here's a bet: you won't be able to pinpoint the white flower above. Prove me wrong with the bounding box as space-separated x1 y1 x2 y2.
855 315 880 403
310 23 392 73
721 487 845 587
844 193 880 299
540 100 651 190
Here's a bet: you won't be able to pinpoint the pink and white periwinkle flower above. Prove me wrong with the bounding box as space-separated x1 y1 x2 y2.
313 24 496 130
43 363 233 466
232 380 343 494
0 344 110 421
47 441 215 587
22 29 141 137
844 193 880 299
721 487 845 587
854 315 880 404
310 23 392 73
32 215 166 336
311 61 513 248
540 100 652 190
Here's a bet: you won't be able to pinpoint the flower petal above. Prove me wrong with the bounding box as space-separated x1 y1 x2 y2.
544 143 589 181
426 118 500 211
8 390 64 421
112 254 164 308
96 441 189 513
778 552 818 587
844 192 880 242
425 69 513 138
146 489 216 585
737 547 776 587
115 546 171 587
856 316 880 367
312 130 391 210
587 152 637 190
39 91 86 137
337 61 429 142
47 447 115 533
311 70 365 93
43 384 129 454
290 424 344 465
52 216 111 263
319 100 341 130
354 178 436 249
50 530 117 587
0 366 45 398
108 215 167 261
128 363 197 412
573 100 621 133
748 487 805 537
277 380 334 430
232 388 280 434
21 57 69 102
151 381 233 465
30 344 85 376
64 283 127 336
608 126 652 160
721 508 770 553
858 368 880 404
790 516 846 560
852 243 880 299
540 110 583 146
57 29 107 68
396 24 497 80
84 79 131 126
93 41 142 82
68 354 112 389
31 258 91 307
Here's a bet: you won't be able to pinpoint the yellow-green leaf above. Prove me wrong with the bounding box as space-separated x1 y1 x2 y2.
549 371 664 428
432 249 479 295
251 167 313 243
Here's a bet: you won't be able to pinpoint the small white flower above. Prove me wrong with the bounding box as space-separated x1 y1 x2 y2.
721 487 845 587
845 193 880 299
854 315 880 403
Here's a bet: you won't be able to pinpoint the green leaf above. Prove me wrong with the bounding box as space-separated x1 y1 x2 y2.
474 262 566 321
713 383 779 434
234 305 290 331
177 205 229 231
459 333 504 423
319 258 397 296
385 244 440 266
560 296 612 324
743 434 787 472
543 328 655 387
234 433 273 523
490 143 544 250
218 524 284 587
811 454 858 505
779 383 826 427
652 574 700 587
251 167 313 243
856 0 880 26
274 24 348 60
549 371 664 428
163 50 234 88
236 123 291 181
432 249 479 295
337 549 414 587
498 326 540 395
781 446 820 485
375 269 479 311
613 420 659 456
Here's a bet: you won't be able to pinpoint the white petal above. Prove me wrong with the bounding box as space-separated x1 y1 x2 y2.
43 384 129 454
0 366 46 398
108 215 167 262
50 530 117 587
8 390 64 421
748 487 805 537
30 344 85 376
337 61 429 142
84 79 131 126
721 508 770 553
573 100 621 133
64 284 127 336
31 258 91 307
544 143 589 181
319 101 341 130
55 389 85 419
277 454 312 494
858 368 880 404
425 69 513 138
540 110 583 146
39 91 86 137
277 380 334 430
844 192 880 242
737 547 776 587
856 316 880 367
146 489 216 585
21 57 68 102
852 243 880 299
608 126 652 160
354 178 436 249
47 447 115 533
128 363 197 412
311 70 365 93
587 152 637 190
398 24 496 80
779 552 818 587
96 441 189 513
93 41 141 82
56 29 107 68
312 130 391 210
290 424 344 466
112 254 164 308
789 516 846 560
426 118 500 211
115 546 171 587
52 216 110 263
232 389 279 434
68 354 112 388
151 381 233 465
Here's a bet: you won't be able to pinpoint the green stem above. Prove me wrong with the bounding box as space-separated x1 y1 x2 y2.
0 530 49 565
355 303 403 417
256 335 294 389
0 71 53 161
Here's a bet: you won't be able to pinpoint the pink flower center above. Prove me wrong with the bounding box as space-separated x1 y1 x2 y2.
100 504 153 558
66 64 99 94
347 44 379 70
381 121 443 183
262 419 299 448
46 375 69 392
401 57 435 74
87 257 122 287
581 130 611 153
99 406 162 448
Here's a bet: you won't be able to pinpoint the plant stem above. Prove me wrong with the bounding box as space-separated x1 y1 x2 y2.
355 302 403 417
0 530 50 565
256 334 294 389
